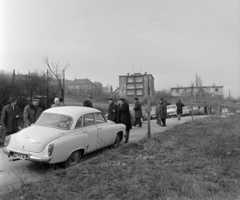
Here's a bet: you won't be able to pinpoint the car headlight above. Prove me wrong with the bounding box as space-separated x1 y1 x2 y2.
4 135 11 147
48 143 54 156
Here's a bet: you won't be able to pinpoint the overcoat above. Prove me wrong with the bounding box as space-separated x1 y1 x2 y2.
83 100 93 108
157 102 167 119
1 104 20 133
23 104 42 127
107 102 118 122
133 101 142 118
176 102 184 113
118 102 132 131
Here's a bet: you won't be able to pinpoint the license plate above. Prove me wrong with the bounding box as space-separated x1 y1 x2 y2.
12 152 28 160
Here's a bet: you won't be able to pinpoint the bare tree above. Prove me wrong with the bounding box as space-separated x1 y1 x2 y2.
43 56 69 102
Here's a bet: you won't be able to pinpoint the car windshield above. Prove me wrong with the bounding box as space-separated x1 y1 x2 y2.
167 106 176 109
35 113 73 130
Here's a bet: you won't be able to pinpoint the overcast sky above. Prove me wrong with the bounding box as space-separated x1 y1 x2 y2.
0 0 239 97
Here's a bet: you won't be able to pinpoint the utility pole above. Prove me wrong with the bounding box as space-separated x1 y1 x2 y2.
191 85 194 122
46 69 49 108
147 76 151 139
62 69 65 103
229 90 231 112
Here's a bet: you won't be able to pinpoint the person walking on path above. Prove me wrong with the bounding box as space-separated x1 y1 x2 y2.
118 98 132 143
23 98 42 127
107 98 118 123
51 97 65 108
157 98 167 127
133 98 142 127
1 97 20 137
176 99 184 120
83 95 93 108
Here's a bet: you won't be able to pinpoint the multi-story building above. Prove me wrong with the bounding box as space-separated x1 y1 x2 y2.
119 72 154 98
171 86 224 97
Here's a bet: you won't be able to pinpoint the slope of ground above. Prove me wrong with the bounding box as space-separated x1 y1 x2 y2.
1 115 240 200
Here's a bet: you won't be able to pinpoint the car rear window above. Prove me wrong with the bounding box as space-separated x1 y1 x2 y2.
35 113 73 130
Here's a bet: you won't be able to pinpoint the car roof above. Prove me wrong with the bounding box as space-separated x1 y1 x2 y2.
43 106 102 119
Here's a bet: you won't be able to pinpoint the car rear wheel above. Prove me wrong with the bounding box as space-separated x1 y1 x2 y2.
64 150 82 168
112 133 121 148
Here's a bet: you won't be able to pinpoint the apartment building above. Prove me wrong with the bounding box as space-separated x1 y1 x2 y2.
119 72 154 98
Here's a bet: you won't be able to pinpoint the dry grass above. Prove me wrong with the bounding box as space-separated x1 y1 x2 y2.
2 114 240 200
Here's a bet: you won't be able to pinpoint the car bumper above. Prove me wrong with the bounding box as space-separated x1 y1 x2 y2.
3 148 51 163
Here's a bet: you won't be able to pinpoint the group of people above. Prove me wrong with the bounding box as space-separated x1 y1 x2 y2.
0 97 64 145
83 95 134 143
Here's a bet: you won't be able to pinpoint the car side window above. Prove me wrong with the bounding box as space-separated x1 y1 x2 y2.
75 116 82 129
83 113 95 127
95 113 107 125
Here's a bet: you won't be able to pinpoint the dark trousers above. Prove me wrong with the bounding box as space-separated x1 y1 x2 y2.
161 118 166 126
134 118 142 127
125 130 130 143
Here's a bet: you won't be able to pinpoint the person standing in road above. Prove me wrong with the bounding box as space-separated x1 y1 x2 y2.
107 98 118 123
51 97 65 108
176 99 184 120
133 98 142 127
1 97 20 136
118 98 132 143
157 98 167 127
83 95 93 108
23 98 42 127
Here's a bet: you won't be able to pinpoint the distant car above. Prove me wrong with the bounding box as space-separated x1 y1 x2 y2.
189 106 200 115
182 106 191 116
221 108 229 113
3 107 126 168
167 105 177 118
236 109 240 114
150 106 157 120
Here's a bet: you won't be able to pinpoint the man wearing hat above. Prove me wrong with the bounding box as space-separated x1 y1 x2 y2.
23 97 42 127
83 95 93 108
156 98 167 127
1 97 20 137
107 98 118 123
118 98 132 143
133 98 142 127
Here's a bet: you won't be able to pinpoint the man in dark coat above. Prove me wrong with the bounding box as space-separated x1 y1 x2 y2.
83 95 93 108
133 98 142 127
107 98 118 123
1 97 20 136
118 98 132 143
23 98 42 127
176 99 184 120
157 98 167 127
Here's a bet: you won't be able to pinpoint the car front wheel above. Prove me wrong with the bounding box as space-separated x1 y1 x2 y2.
112 133 121 148
64 150 82 168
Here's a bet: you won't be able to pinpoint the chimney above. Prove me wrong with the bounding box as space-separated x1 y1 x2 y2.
145 72 147 75
127 73 129 76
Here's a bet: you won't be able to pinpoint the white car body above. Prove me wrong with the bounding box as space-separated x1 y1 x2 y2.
3 107 126 165
167 105 177 117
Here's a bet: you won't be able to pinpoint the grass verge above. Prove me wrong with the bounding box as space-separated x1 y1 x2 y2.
1 115 240 200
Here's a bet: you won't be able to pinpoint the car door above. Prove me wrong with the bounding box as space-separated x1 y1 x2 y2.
81 113 98 153
95 112 113 148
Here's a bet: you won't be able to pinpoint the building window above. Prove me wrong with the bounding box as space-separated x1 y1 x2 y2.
136 90 143 95
127 77 134 83
135 77 143 82
127 84 134 89
215 89 218 92
135 84 143 88
127 90 134 95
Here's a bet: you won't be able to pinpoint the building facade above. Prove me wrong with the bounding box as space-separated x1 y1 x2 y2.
171 86 224 97
65 79 98 95
119 72 154 98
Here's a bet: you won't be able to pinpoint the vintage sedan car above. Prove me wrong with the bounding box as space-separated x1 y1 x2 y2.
3 107 126 168
167 105 177 118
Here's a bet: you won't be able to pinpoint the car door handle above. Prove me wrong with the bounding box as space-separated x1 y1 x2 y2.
83 131 88 133
98 128 102 130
